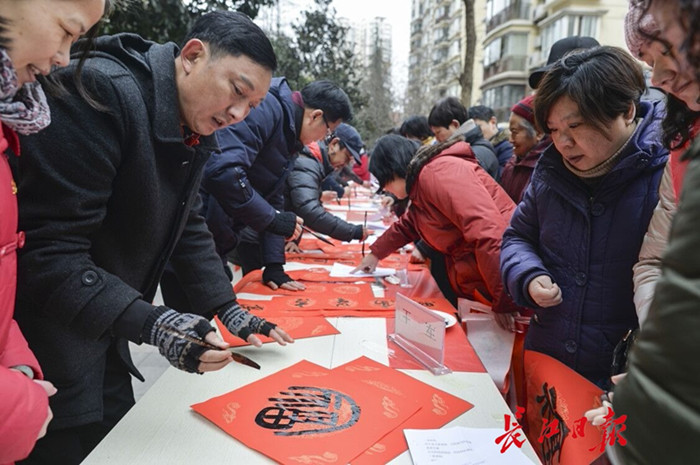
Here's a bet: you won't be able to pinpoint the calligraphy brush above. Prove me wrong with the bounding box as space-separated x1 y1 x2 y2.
302 225 335 246
361 211 367 257
158 325 261 369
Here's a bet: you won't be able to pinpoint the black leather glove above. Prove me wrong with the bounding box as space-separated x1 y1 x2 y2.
141 306 214 373
218 302 277 342
265 211 297 237
262 263 293 287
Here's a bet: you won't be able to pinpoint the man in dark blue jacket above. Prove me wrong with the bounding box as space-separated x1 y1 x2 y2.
198 79 352 290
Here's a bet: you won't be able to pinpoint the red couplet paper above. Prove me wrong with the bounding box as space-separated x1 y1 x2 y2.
190 359 422 465
523 350 604 465
214 315 339 347
333 356 474 465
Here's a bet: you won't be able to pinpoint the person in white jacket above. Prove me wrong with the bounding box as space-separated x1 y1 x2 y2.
628 3 700 327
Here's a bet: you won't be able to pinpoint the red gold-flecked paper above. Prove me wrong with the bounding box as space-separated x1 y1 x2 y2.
214 315 339 347
523 350 605 465
332 356 474 464
190 359 422 465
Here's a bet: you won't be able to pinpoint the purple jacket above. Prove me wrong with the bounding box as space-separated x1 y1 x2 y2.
500 100 668 385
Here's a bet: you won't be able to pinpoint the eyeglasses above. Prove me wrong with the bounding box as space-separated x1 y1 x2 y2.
322 115 334 138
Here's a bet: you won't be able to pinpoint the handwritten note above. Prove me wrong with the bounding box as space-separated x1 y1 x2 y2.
329 262 395 278
404 427 534 465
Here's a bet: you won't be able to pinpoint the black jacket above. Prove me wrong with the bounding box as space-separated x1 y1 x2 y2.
284 144 363 241
13 34 235 428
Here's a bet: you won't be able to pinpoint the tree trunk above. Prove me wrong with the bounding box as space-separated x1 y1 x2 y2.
460 0 476 106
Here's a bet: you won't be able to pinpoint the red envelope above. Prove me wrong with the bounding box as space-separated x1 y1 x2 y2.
333 356 474 464
191 360 422 465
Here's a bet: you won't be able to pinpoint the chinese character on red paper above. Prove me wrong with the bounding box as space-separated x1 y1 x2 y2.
495 406 525 453
571 416 588 439
590 406 627 453
538 418 561 444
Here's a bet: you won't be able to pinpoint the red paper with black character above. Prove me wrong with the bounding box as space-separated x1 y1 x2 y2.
332 356 473 465
190 360 422 465
214 315 339 347
523 350 605 465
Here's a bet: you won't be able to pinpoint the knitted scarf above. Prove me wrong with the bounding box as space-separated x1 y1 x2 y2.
0 47 51 135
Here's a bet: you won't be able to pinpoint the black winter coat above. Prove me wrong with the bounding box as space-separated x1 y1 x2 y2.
284 144 363 241
13 34 235 428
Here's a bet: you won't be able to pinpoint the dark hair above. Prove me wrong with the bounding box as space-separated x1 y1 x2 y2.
400 116 434 140
428 96 468 128
369 135 420 187
301 80 353 123
663 94 700 149
182 10 277 72
534 46 645 138
468 105 496 122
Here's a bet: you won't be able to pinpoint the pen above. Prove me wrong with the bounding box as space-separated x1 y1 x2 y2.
302 225 335 246
361 211 367 257
158 325 260 369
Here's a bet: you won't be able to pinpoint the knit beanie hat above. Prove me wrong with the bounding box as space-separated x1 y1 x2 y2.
511 94 536 126
624 2 659 58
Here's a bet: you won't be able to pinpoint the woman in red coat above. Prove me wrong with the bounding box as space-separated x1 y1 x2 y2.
0 1 107 463
355 134 523 330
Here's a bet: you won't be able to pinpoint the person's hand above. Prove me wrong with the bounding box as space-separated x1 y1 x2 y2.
528 275 562 307
494 312 518 332
352 253 380 274
263 264 306 291
321 190 339 203
218 303 295 347
584 373 626 426
362 180 371 188
34 379 56 439
343 186 351 198
288 216 303 242
285 241 302 254
142 307 233 373
360 227 370 241
380 195 395 209
409 247 425 263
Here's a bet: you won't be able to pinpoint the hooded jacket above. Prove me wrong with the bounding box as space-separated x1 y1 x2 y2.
284 143 363 241
370 140 522 314
14 34 235 428
201 77 302 265
453 120 499 179
0 124 48 464
500 100 668 384
490 127 514 176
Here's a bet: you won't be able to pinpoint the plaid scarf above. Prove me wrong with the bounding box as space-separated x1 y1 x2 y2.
0 47 50 135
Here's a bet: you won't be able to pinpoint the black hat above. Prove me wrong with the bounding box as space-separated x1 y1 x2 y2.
528 36 600 89
334 123 364 164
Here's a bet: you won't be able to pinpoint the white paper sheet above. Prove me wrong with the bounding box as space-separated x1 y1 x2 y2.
329 262 395 278
404 427 535 465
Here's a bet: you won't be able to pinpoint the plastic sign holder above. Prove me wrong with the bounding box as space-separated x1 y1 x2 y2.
388 293 451 375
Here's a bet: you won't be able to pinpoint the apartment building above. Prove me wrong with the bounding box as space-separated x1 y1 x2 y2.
407 0 629 121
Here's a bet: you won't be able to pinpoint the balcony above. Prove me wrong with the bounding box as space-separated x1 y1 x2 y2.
486 0 531 34
483 54 528 80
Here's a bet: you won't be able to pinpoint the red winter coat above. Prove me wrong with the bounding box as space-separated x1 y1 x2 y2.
370 141 522 313
0 123 48 464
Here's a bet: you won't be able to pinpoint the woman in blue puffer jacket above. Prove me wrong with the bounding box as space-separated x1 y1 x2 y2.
500 46 668 387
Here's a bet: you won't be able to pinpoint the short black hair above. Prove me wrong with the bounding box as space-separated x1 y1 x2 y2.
428 97 469 128
369 135 420 187
182 10 277 72
534 46 645 137
400 116 434 140
301 80 353 122
468 105 496 122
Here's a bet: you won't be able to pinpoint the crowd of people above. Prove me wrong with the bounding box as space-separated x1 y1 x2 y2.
1 0 698 463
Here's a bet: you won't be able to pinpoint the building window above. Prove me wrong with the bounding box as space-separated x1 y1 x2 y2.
484 32 527 67
482 84 527 116
541 15 599 55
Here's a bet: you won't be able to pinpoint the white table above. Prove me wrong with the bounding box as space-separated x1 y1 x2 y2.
82 318 541 464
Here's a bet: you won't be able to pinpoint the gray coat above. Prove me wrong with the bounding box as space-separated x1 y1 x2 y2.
284 145 363 241
14 34 235 428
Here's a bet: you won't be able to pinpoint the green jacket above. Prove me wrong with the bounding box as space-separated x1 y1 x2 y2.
613 137 700 464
